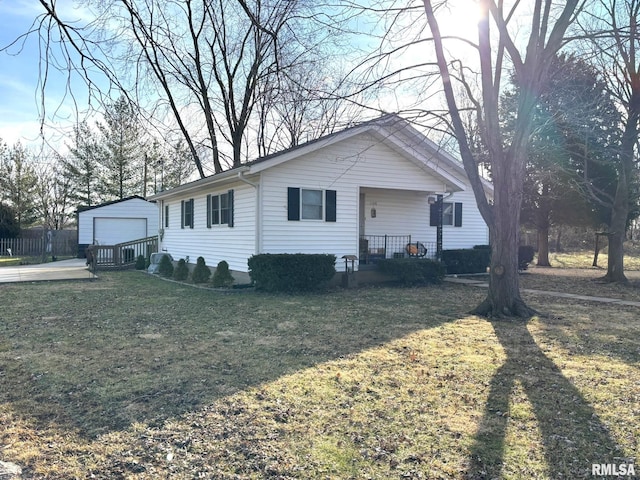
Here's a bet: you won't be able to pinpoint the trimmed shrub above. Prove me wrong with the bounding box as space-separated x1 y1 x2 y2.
518 245 535 270
173 258 189 281
158 254 174 277
191 256 211 284
135 254 146 270
441 248 491 274
212 260 234 288
248 254 336 292
377 258 445 286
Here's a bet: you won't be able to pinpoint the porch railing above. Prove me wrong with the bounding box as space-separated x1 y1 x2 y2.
359 235 437 264
88 236 158 270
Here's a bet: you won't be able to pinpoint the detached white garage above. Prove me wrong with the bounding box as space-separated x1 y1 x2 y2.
77 196 159 257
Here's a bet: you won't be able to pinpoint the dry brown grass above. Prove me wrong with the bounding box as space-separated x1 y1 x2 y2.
0 270 638 479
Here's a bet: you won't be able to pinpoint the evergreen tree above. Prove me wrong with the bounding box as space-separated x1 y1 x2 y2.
0 142 38 229
504 55 621 265
62 121 103 207
97 95 143 200
0 202 20 238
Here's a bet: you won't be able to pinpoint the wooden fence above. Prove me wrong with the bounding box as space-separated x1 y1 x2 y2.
0 236 78 258
88 236 158 270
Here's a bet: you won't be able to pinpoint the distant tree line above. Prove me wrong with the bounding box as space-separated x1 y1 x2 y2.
0 95 195 236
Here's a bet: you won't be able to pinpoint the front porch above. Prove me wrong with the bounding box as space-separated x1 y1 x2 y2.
359 235 437 266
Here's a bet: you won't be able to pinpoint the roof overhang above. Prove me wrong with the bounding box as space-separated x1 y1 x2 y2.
147 167 250 201
147 114 494 200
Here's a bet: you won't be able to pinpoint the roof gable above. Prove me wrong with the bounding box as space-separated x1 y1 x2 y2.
149 114 492 200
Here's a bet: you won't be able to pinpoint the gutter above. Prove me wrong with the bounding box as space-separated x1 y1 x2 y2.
237 171 261 255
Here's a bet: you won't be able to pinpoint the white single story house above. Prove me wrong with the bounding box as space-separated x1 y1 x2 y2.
77 195 159 257
147 115 492 275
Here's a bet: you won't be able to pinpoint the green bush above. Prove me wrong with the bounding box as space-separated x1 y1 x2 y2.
441 248 491 274
191 256 211 284
135 254 146 270
173 258 189 281
212 260 234 288
377 258 445 286
519 245 535 270
158 254 174 277
248 254 336 292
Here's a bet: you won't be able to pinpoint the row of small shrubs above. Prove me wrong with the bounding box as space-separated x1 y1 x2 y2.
377 258 445 286
150 255 234 287
248 253 336 292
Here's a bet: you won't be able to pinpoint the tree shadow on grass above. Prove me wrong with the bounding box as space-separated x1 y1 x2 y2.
0 277 460 440
467 320 624 479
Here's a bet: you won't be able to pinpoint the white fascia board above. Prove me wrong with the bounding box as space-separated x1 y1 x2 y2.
384 122 495 196
147 167 250 201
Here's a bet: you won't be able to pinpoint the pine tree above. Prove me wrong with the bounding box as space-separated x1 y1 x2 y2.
97 95 143 200
62 121 103 207
0 142 38 229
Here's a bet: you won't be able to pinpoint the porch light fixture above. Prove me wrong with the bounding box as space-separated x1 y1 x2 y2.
427 195 437 205
370 208 376 218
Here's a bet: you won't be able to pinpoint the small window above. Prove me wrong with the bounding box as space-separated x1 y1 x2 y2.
442 202 454 226
207 190 234 227
164 205 169 228
430 201 462 227
181 199 194 229
301 189 323 220
287 187 336 222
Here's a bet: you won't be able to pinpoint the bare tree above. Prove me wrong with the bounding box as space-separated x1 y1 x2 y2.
18 1 346 178
577 0 640 283
33 155 74 231
423 0 584 317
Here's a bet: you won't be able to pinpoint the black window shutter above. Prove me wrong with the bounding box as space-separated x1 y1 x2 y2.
454 202 463 227
206 195 211 228
181 200 185 229
325 190 336 222
164 205 169 228
429 203 438 226
190 199 195 228
228 189 234 227
287 187 300 221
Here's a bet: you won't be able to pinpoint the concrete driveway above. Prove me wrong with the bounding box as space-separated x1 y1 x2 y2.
0 258 96 284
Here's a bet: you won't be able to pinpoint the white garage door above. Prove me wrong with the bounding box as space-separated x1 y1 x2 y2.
94 218 148 245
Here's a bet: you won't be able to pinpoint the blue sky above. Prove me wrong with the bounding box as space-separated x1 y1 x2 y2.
0 1 96 149
0 0 479 153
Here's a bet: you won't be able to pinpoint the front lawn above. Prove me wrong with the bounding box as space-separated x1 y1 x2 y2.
0 271 637 479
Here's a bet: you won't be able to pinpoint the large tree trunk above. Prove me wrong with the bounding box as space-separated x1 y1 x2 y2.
471 170 536 318
536 226 551 266
601 91 638 283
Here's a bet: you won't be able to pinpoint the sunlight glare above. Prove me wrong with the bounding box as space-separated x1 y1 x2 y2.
436 0 482 42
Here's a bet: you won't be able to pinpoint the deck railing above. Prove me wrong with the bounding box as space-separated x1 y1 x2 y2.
88 236 158 270
359 235 437 264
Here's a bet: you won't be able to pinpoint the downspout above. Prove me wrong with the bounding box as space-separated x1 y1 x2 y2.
238 171 261 255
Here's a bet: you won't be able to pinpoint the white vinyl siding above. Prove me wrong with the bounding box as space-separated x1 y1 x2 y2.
159 182 254 272
78 198 158 245
154 129 490 273
260 134 447 267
